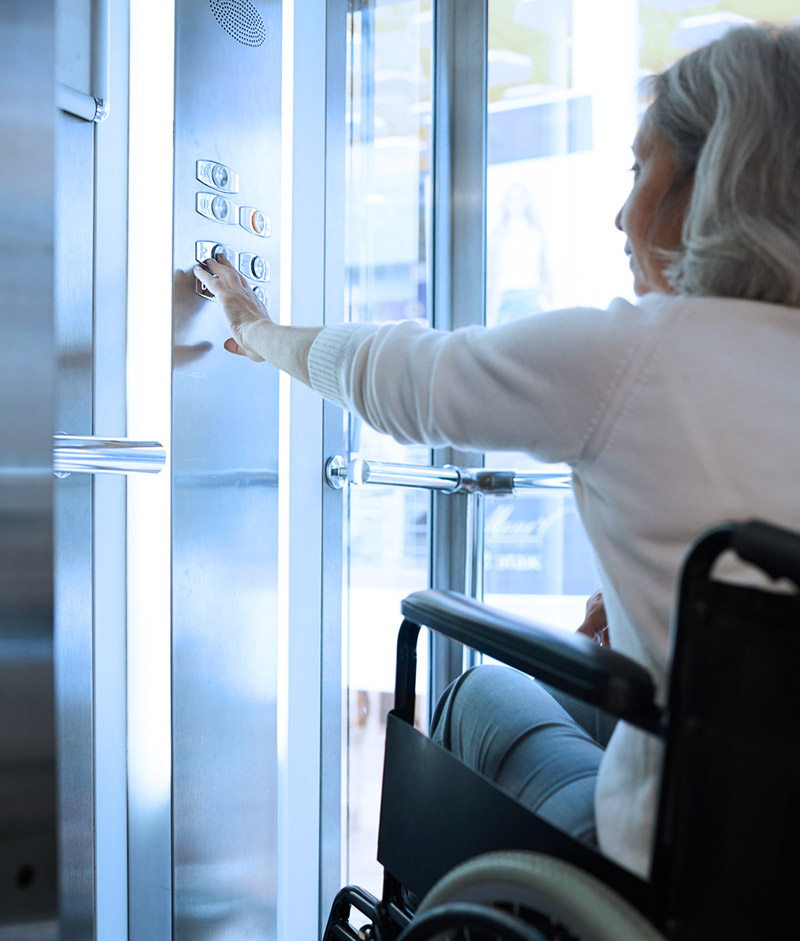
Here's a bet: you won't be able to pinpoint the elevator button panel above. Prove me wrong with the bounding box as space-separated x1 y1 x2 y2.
196 192 239 224
194 160 273 305
196 160 239 194
238 252 269 282
239 206 270 237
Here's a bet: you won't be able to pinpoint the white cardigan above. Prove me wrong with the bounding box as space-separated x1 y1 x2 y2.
307 291 800 876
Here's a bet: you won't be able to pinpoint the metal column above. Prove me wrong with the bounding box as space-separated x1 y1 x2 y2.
0 1 57 934
430 0 489 702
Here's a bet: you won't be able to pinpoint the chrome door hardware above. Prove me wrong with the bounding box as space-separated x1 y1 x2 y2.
325 457 571 494
53 436 166 476
57 0 110 122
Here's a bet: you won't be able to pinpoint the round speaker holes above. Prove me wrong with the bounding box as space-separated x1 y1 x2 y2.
209 0 266 47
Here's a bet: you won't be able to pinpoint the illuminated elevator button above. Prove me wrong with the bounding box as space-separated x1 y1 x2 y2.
239 205 270 237
253 286 269 308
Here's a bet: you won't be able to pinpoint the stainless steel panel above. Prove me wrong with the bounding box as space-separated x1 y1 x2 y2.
172 2 282 937
53 109 96 938
0 0 57 931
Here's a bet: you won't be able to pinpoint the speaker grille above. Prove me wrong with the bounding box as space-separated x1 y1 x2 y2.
209 0 266 47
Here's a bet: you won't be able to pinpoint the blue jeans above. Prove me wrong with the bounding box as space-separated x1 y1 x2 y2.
429 664 611 845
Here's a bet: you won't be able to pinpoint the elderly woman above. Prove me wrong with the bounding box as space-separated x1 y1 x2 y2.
196 24 800 878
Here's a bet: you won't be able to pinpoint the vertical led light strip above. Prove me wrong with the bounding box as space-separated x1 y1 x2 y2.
126 0 175 933
276 0 294 924
277 0 332 936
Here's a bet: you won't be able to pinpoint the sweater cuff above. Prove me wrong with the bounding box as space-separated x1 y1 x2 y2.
307 323 380 406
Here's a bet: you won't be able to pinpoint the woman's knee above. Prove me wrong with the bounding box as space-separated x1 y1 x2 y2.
429 663 520 748
430 663 589 768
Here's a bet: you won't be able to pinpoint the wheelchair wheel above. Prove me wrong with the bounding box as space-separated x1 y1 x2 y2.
413 851 665 941
397 900 550 940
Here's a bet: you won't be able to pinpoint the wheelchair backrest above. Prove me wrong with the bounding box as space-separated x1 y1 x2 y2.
652 521 800 939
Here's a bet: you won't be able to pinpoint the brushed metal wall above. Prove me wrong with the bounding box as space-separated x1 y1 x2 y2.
0 0 58 932
53 109 96 937
171 2 282 937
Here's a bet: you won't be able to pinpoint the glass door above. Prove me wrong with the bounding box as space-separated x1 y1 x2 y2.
333 1 800 908
342 0 434 895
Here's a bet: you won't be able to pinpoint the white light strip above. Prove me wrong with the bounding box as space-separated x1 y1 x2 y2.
126 0 174 931
277 1 329 937
277 3 296 937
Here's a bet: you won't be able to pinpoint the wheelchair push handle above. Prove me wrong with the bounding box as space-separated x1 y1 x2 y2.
681 519 800 588
731 519 800 586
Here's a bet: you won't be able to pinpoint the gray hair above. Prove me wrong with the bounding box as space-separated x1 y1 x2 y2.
650 24 800 305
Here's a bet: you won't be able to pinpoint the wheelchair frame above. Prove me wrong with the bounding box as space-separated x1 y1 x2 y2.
324 520 800 940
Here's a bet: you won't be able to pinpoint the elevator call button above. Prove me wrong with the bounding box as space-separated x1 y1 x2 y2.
239 206 270 237
238 252 269 282
196 241 236 266
196 160 239 194
196 192 238 224
253 286 270 309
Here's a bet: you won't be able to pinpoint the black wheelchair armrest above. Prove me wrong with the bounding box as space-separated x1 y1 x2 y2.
399 589 663 733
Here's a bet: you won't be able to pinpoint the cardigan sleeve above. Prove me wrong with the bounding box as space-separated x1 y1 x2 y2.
307 297 665 465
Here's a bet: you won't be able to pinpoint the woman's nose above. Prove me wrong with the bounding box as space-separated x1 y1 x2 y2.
614 206 624 232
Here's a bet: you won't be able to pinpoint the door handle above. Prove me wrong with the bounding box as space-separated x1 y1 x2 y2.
324 457 570 494
53 435 166 476
57 0 110 122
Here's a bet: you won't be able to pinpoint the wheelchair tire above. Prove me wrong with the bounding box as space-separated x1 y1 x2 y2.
415 850 665 941
397 900 551 940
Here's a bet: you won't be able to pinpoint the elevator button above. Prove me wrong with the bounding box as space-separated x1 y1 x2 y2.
195 279 214 300
239 206 270 237
212 196 231 222
196 192 238 224
212 164 230 190
250 255 267 280
196 241 236 266
253 286 270 309
196 159 239 194
238 252 269 282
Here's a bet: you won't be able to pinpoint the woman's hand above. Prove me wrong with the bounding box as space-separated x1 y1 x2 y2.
192 253 270 361
576 590 610 647
193 253 323 385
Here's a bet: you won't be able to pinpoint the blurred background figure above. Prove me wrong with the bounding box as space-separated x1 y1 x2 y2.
487 182 551 326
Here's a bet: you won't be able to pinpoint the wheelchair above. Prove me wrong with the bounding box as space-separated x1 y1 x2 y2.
323 520 800 940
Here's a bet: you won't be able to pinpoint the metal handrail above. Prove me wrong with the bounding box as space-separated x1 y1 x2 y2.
58 0 110 122
53 436 166 476
325 457 571 494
